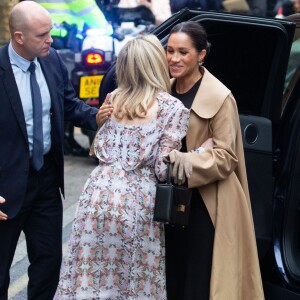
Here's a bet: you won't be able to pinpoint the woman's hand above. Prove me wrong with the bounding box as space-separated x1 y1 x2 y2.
0 196 8 221
169 150 192 185
96 93 114 128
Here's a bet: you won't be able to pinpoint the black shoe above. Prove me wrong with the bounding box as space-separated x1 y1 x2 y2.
71 146 89 157
64 138 89 157
64 138 73 156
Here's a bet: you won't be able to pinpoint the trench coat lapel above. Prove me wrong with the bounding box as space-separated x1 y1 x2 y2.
190 67 231 119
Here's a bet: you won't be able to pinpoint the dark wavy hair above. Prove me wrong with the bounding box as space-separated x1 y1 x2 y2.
169 21 211 55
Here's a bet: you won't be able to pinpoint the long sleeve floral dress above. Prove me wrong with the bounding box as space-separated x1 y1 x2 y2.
54 91 189 300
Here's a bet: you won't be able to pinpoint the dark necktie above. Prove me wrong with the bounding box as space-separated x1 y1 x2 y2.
28 62 44 171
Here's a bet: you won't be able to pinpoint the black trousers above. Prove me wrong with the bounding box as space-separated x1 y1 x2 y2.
0 154 63 300
165 189 215 300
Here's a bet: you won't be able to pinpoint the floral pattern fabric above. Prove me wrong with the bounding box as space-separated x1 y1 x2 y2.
54 92 189 300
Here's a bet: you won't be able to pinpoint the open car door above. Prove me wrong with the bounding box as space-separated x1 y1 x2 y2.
264 14 300 298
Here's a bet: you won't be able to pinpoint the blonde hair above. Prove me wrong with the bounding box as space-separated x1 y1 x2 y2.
111 34 171 120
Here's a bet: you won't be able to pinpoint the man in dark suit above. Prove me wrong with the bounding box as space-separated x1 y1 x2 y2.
0 1 101 299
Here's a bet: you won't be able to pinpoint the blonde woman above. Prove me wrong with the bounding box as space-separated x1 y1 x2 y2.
54 35 189 299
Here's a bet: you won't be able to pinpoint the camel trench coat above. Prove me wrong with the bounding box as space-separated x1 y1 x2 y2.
172 67 264 299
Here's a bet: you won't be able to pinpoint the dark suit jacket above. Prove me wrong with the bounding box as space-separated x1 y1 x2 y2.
0 45 98 219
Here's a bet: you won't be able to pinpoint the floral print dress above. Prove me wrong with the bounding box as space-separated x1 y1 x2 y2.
55 92 189 300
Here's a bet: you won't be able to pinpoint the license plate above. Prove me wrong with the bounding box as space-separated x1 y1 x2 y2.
79 75 103 99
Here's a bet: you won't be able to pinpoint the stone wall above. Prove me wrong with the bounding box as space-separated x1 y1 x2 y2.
0 0 19 46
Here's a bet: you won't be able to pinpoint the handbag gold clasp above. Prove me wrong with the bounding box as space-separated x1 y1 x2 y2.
177 204 186 213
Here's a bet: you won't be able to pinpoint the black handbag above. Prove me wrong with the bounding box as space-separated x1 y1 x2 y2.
153 164 192 226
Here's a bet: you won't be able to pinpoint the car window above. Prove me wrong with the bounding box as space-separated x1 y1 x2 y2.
282 15 300 112
284 28 300 91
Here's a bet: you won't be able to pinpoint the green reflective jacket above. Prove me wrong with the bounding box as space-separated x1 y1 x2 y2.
36 0 111 37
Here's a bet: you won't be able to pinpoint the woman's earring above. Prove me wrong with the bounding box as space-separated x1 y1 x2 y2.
198 60 204 66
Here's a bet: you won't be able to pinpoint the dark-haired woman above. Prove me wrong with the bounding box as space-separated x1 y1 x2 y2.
165 21 265 300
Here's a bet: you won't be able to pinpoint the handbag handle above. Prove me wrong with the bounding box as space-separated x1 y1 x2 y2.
165 162 189 187
166 163 172 184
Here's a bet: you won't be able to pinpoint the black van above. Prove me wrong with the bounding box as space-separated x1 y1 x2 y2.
100 10 300 299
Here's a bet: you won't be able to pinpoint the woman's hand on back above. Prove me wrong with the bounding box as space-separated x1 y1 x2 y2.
96 93 114 128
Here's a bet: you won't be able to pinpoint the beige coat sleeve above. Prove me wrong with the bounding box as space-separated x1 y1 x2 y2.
187 94 240 188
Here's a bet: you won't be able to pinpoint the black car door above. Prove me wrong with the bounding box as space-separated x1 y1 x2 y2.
264 15 300 297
